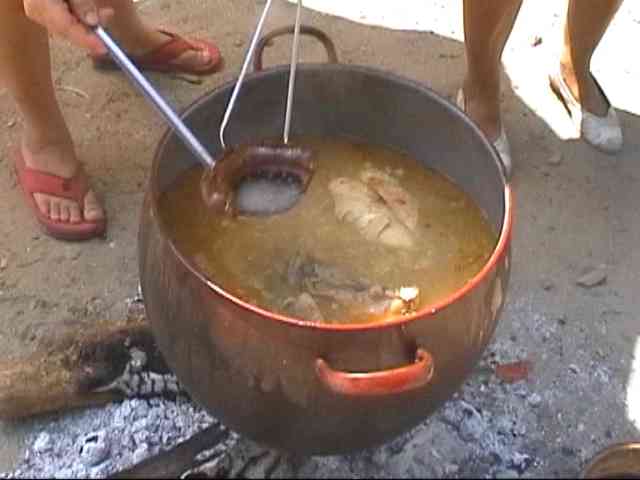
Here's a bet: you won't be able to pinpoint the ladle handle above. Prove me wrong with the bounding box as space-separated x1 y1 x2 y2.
218 0 274 150
283 0 303 145
315 348 434 397
94 26 216 169
253 26 339 72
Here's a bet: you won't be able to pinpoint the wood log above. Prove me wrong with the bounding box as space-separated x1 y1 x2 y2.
0 304 303 479
0 314 170 420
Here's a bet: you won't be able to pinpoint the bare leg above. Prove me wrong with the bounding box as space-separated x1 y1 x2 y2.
98 0 212 68
462 0 523 141
1 0 218 232
560 0 623 116
0 0 103 224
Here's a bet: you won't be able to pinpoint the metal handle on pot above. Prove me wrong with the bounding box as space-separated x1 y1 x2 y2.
253 25 339 72
315 348 434 397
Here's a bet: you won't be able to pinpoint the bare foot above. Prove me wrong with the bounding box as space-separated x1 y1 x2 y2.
21 139 104 224
559 61 609 117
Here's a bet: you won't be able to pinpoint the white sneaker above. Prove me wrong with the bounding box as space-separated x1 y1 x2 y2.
549 69 623 154
456 89 513 180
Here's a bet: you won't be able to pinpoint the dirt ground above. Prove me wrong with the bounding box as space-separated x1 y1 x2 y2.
1 0 639 476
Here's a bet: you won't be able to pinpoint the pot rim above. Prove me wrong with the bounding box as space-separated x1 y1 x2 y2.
149 63 513 332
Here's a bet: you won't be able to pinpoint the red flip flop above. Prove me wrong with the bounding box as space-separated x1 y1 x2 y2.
91 29 222 75
13 148 107 242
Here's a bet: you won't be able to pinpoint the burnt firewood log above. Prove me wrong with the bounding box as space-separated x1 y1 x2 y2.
0 304 306 479
0 313 182 420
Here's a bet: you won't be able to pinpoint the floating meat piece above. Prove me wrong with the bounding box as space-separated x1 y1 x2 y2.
360 168 419 231
287 251 372 305
285 252 419 323
328 171 417 249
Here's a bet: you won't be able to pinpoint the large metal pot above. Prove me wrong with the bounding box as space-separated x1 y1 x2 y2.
138 31 512 455
581 443 640 478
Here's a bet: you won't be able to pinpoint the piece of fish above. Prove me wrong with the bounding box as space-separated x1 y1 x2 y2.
328 169 418 249
360 168 419 231
284 252 419 323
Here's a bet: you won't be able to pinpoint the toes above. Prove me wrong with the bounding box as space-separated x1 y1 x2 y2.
49 200 61 221
59 201 71 223
34 193 51 218
83 191 105 222
198 47 211 65
31 191 103 224
176 45 211 69
69 202 82 224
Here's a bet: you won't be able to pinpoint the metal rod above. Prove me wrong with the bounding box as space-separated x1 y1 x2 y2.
94 26 216 169
283 0 303 144
219 0 274 150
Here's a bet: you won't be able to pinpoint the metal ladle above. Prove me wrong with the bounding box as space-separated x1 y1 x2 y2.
94 0 313 216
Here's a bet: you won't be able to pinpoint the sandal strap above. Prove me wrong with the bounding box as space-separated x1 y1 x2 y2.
17 163 90 204
136 30 199 65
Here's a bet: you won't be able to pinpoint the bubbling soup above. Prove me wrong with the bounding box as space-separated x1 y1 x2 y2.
158 137 498 324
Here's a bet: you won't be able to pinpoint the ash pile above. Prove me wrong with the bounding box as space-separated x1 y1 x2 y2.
2 379 544 479
4 397 217 479
1 291 634 479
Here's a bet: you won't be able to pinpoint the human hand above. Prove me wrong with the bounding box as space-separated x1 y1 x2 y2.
23 0 114 55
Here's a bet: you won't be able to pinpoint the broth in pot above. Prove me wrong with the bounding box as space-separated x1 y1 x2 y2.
159 137 497 324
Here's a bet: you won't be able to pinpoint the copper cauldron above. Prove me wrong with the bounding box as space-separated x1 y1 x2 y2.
582 443 640 478
138 31 512 455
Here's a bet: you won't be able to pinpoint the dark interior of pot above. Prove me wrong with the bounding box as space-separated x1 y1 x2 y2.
153 65 507 239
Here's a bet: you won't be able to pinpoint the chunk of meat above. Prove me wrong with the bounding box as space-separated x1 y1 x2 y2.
328 170 417 249
287 250 372 305
284 252 419 323
360 168 419 231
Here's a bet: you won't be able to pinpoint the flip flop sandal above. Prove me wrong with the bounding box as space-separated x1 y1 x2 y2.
13 148 107 242
90 29 222 75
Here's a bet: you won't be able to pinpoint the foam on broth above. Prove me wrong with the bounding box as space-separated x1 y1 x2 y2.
158 137 498 324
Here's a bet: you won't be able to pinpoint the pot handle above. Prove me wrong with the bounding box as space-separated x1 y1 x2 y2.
315 348 435 397
253 25 339 72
